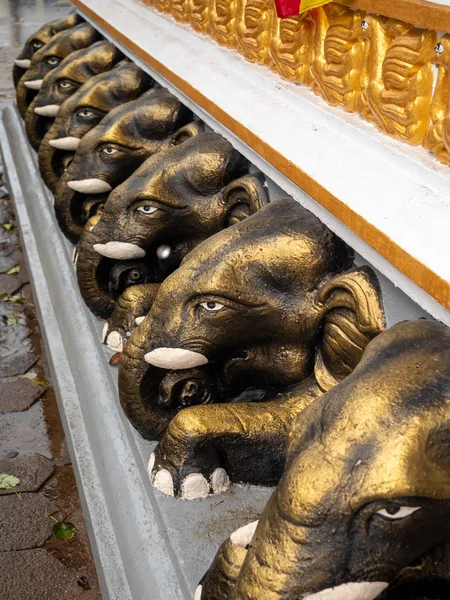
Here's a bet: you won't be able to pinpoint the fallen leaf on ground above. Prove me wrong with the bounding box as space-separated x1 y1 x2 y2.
1 223 15 231
31 379 49 387
6 265 20 275
6 314 19 325
52 521 76 541
22 372 37 380
0 474 20 490
109 352 121 365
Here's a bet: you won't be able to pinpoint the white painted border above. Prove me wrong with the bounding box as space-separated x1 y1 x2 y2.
78 0 450 325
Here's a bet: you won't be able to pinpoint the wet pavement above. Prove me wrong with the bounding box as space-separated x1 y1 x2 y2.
0 1 102 598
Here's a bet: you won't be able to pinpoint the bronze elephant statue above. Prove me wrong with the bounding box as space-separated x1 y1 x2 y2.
13 13 84 88
75 132 268 340
118 198 385 498
199 319 450 600
38 62 152 192
16 22 101 118
24 40 124 151
54 88 200 242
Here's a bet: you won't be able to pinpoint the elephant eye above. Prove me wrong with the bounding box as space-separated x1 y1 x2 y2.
59 79 76 90
137 205 158 215
32 40 44 50
46 56 60 67
376 506 421 520
102 146 119 156
199 301 225 312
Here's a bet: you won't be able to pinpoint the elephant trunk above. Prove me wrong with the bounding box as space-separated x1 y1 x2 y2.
25 95 55 150
16 76 38 118
118 316 174 439
39 119 69 191
76 230 116 318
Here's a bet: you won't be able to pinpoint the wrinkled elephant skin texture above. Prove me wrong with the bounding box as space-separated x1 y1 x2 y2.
13 13 84 88
38 62 153 193
25 41 124 150
200 320 450 600
75 132 267 323
119 198 385 496
55 88 196 245
16 23 101 118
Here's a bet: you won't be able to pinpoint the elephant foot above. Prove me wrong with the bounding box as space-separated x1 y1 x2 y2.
102 283 161 352
196 521 259 599
148 449 230 499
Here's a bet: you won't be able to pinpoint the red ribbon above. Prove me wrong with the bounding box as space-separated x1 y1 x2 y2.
274 0 301 18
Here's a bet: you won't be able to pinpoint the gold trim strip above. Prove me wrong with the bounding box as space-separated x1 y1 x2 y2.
337 0 450 35
72 0 450 310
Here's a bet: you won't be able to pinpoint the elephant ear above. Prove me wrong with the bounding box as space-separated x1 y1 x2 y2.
314 266 386 392
170 121 205 146
221 173 269 226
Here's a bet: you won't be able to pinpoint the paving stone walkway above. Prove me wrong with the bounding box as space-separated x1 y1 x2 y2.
0 157 102 598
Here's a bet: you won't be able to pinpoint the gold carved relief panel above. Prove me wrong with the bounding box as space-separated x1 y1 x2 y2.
236 0 273 65
144 0 450 166
270 11 315 85
209 0 238 48
424 35 450 164
311 4 366 112
188 0 210 33
361 16 436 145
171 0 189 22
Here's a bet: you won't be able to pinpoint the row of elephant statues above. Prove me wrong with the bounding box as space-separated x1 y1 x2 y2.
12 13 450 600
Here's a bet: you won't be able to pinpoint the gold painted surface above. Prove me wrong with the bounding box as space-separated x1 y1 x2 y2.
209 0 238 48
188 0 210 33
362 16 436 145
270 12 315 85
171 0 189 22
142 0 170 13
236 0 273 65
424 35 450 164
311 4 365 112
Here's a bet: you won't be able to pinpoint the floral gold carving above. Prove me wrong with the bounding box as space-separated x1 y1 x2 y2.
311 4 366 112
424 35 450 164
172 0 189 22
209 0 238 48
362 16 436 145
142 0 450 166
188 0 210 33
236 0 273 65
270 11 315 85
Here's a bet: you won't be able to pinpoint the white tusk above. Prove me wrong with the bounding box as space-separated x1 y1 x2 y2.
106 330 123 353
15 59 31 68
24 79 43 90
34 104 60 117
101 322 108 344
93 241 146 260
135 316 145 326
194 585 202 600
303 582 389 600
48 136 80 150
230 521 259 548
67 178 112 194
144 347 208 370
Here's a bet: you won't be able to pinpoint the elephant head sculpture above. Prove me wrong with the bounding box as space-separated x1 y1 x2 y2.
54 88 199 242
13 13 84 88
16 22 101 118
75 132 267 326
119 198 385 498
25 41 124 150
38 62 152 191
199 319 450 600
